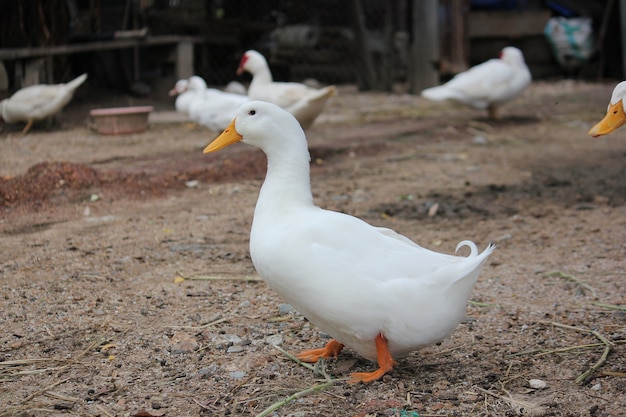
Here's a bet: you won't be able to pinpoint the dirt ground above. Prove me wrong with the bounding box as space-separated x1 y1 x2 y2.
0 80 625 417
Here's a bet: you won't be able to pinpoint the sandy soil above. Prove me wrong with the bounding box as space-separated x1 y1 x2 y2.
0 81 625 417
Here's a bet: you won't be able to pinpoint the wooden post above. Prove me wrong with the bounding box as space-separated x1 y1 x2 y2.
620 0 626 78
349 0 377 91
441 0 468 76
409 0 439 94
176 39 194 80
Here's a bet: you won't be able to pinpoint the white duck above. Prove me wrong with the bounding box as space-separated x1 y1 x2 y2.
203 101 495 383
588 81 626 137
421 47 531 119
0 73 87 134
169 76 249 131
169 78 194 114
237 50 337 129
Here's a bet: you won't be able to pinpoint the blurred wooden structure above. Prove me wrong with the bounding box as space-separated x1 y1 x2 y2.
0 35 203 88
0 0 622 95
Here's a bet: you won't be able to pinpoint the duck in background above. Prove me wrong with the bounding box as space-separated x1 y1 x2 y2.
421 47 531 119
588 81 626 137
203 101 495 383
0 73 88 134
236 50 337 129
169 78 195 115
169 76 249 131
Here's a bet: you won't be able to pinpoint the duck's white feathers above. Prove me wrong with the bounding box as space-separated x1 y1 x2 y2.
285 85 337 130
219 101 494 361
608 81 626 108
421 46 531 110
0 73 87 123
188 88 249 131
238 50 336 129
251 204 494 359
171 76 249 131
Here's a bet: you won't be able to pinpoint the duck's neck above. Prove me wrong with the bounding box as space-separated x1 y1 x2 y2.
256 146 314 213
250 64 273 89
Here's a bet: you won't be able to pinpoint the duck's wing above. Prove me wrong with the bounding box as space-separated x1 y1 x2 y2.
190 89 249 130
7 75 86 121
252 207 486 288
422 59 516 108
4 86 63 121
285 86 337 129
248 81 313 109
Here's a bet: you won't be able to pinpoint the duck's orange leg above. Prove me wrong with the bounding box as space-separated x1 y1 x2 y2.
21 119 34 135
349 333 397 383
296 339 344 362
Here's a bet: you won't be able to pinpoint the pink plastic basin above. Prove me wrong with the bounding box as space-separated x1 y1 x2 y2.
89 106 153 135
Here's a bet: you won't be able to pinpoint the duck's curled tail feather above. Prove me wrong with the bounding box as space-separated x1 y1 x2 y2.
66 73 88 91
455 240 496 258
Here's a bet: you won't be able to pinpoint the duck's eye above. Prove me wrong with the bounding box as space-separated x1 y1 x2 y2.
248 110 256 116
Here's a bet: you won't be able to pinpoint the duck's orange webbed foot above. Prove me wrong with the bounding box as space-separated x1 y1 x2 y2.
296 339 344 363
348 333 397 384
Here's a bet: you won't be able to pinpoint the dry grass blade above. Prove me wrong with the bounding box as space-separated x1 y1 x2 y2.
475 387 549 416
255 381 334 417
533 342 604 357
542 270 597 298
0 358 52 366
164 316 229 330
95 404 116 417
1 337 106 379
542 321 614 384
176 270 262 282
44 391 80 402
590 302 626 311
22 377 72 403
251 345 337 416
273 345 318 374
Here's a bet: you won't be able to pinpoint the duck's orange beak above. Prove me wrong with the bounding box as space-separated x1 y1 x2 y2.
203 119 243 153
588 100 626 137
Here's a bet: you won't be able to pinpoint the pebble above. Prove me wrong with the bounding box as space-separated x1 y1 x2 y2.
227 345 244 353
472 135 488 144
230 371 246 380
169 331 199 354
265 334 284 346
529 379 547 389
278 303 295 315
198 366 218 378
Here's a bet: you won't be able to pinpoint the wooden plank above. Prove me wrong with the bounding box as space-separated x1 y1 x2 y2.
0 35 206 60
468 10 551 39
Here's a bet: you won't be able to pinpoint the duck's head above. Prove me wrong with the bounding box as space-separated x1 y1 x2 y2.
236 50 267 76
499 46 526 67
187 76 208 91
588 81 626 137
203 100 304 153
168 79 188 96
